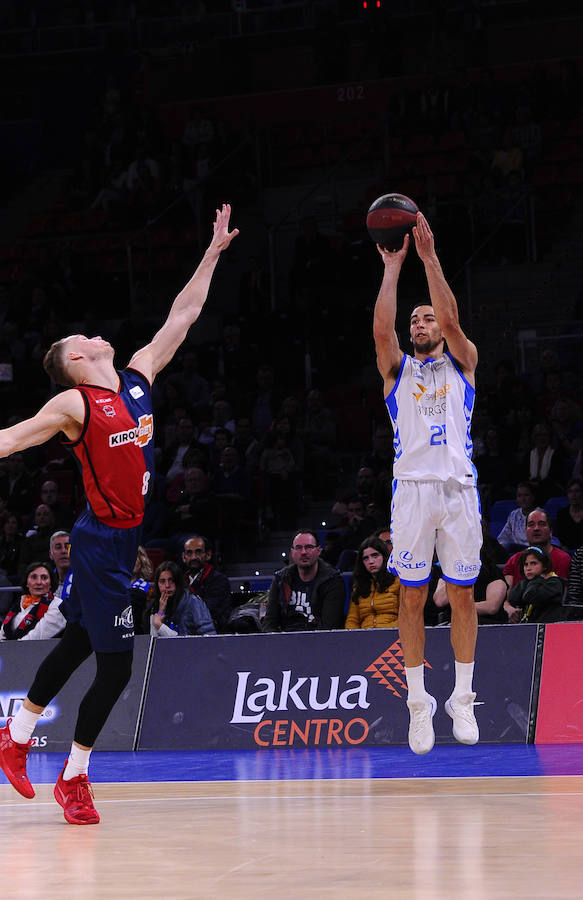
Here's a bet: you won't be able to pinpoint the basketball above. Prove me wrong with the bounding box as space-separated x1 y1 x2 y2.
366 193 419 250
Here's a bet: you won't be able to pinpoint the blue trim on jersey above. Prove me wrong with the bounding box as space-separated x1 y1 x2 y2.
385 354 406 413
385 356 406 462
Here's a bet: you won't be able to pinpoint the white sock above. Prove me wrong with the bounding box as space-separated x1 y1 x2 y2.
9 706 41 745
64 743 92 781
453 660 475 697
405 664 427 702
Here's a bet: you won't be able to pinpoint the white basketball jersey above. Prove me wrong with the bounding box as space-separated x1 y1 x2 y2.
385 352 476 484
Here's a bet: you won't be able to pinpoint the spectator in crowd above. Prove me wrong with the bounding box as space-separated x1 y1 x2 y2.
15 532 71 640
0 562 59 641
0 512 23 585
503 508 571 589
323 495 377 570
209 427 233 474
213 446 252 499
496 481 537 552
262 530 345 632
162 414 198 481
554 478 583 552
0 453 35 516
18 504 56 577
167 466 219 542
331 467 385 527
130 546 153 636
181 534 231 633
345 536 400 629
49 531 70 597
145 561 216 638
520 421 566 504
360 425 394 479
37 480 75 531
167 346 210 415
504 546 564 624
232 416 262 475
550 397 583 473
302 388 337 499
210 399 236 437
248 364 281 438
475 425 518 507
259 429 297 530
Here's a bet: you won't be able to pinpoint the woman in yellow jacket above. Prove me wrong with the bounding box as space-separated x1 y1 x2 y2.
345 536 400 629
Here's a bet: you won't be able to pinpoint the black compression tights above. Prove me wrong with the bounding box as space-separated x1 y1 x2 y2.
27 622 134 748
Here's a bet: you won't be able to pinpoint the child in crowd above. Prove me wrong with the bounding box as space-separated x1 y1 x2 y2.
506 546 564 623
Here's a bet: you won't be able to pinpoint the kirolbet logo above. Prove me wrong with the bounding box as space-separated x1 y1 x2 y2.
230 669 371 747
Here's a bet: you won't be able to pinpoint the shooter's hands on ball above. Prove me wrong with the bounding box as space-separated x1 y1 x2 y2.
412 211 436 262
376 233 409 269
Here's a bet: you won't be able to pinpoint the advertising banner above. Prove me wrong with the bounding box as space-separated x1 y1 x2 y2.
0 635 152 752
535 622 583 743
138 625 539 750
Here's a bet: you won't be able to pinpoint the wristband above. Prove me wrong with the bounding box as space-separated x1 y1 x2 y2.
157 610 165 617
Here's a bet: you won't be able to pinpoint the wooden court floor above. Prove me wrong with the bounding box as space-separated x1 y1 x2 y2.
2 747 583 899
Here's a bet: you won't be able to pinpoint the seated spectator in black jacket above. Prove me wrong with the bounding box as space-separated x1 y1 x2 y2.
181 534 232 633
504 546 564 623
262 530 345 632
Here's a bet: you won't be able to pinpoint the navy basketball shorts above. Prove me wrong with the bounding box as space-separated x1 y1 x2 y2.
63 509 142 653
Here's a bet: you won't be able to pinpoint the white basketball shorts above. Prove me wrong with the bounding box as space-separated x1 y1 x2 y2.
389 478 482 587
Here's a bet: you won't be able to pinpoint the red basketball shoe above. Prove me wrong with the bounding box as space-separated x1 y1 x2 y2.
54 766 100 825
0 720 35 799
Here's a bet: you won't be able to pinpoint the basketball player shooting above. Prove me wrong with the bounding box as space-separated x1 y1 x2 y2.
0 204 238 823
373 211 481 755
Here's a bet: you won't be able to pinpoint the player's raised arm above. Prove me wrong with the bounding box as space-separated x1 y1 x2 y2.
129 203 239 382
0 390 85 459
373 236 409 396
412 212 477 379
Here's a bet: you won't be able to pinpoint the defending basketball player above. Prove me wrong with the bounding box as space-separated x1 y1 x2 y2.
373 211 481 755
0 204 238 822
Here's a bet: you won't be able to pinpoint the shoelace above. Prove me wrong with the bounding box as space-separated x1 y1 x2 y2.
450 699 476 723
70 778 95 805
410 703 433 733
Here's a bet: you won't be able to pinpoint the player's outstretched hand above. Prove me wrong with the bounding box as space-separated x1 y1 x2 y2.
376 233 409 268
211 203 239 252
412 212 436 262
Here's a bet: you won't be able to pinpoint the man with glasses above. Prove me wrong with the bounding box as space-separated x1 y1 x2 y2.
181 533 231 632
262 530 345 632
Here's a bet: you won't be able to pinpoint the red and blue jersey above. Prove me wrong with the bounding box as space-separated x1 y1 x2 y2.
64 368 154 528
